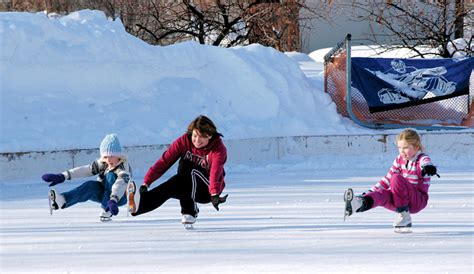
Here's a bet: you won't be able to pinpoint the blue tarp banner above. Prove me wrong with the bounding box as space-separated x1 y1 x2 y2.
351 57 474 113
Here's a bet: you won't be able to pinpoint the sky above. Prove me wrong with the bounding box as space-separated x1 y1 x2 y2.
0 10 473 273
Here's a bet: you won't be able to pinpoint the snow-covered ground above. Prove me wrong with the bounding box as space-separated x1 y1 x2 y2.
1 168 473 273
1 9 473 273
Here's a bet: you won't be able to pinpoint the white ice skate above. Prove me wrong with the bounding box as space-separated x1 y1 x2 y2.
343 188 363 221
48 189 65 215
181 214 196 230
393 210 412 233
126 181 140 214
100 210 113 222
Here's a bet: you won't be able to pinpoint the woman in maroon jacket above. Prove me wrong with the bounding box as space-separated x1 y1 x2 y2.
127 115 228 228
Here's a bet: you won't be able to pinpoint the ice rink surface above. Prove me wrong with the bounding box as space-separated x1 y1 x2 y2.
1 168 472 273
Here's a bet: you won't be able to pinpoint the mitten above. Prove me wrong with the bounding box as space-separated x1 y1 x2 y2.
139 184 148 194
422 165 439 177
42 173 66 187
105 199 119 216
211 194 228 211
361 190 373 196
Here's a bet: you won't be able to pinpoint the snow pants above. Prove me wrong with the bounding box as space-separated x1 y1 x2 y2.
62 172 127 209
132 159 211 217
365 174 428 214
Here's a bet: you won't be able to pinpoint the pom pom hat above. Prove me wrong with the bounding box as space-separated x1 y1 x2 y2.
100 134 124 158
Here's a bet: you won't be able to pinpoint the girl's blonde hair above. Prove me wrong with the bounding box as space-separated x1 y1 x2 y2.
396 129 425 152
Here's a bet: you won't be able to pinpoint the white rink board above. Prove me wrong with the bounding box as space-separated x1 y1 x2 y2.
1 132 473 181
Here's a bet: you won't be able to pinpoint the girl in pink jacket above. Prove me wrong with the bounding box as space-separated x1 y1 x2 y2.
344 129 438 231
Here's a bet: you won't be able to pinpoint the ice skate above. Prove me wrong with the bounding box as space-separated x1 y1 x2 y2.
100 210 113 222
48 189 65 215
393 210 412 233
394 226 412 233
127 181 140 214
343 188 363 221
181 214 196 230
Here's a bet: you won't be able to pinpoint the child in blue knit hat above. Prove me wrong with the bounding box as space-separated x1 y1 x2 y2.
42 134 133 222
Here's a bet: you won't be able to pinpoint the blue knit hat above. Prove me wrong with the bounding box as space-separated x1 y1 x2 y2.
100 134 123 157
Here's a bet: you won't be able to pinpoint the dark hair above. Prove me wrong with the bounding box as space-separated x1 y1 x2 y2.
187 115 222 138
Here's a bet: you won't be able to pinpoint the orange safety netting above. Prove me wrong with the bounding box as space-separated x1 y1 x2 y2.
324 51 473 127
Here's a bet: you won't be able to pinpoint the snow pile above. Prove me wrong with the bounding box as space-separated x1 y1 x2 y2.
447 38 473 58
0 10 358 153
309 39 473 61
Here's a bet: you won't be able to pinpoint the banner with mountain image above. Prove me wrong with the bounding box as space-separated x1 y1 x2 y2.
350 57 474 113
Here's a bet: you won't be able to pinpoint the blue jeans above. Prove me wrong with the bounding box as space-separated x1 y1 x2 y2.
62 172 127 209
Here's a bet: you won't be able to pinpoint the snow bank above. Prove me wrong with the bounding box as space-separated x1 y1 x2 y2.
0 10 353 153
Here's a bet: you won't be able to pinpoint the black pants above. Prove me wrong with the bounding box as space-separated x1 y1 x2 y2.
133 160 211 217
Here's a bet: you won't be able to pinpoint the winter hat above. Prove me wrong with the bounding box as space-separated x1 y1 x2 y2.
100 134 123 158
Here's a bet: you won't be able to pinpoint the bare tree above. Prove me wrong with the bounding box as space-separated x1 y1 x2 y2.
4 0 332 52
114 0 331 52
247 1 303 51
122 0 258 47
348 0 473 58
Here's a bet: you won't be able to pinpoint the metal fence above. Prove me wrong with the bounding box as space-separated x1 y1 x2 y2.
323 34 474 130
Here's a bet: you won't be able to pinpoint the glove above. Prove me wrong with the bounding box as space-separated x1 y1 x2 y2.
139 184 148 194
422 165 439 177
42 173 66 187
105 199 119 216
211 194 228 211
361 190 373 196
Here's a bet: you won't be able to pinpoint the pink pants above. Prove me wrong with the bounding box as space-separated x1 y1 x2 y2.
365 174 428 214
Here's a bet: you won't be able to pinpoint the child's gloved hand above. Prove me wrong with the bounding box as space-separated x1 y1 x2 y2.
42 173 66 186
139 185 148 193
211 194 228 211
361 190 373 196
105 199 119 216
422 165 439 177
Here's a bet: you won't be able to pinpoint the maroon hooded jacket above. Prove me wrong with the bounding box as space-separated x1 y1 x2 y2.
143 133 227 195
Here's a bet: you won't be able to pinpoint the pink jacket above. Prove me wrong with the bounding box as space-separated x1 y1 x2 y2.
372 152 432 195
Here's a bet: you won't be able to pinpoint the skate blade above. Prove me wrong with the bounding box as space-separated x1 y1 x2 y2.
48 190 58 215
48 194 53 216
128 192 136 214
127 182 136 214
394 227 413 234
100 217 112 222
343 188 354 221
183 223 194 230
343 205 350 222
394 223 412 233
